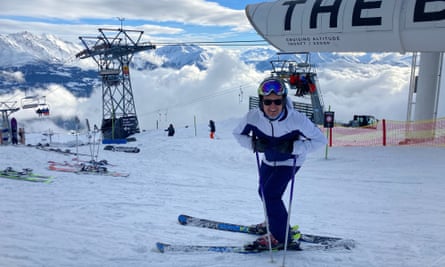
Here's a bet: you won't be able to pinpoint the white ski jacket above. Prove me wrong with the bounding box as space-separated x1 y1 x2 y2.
233 98 327 167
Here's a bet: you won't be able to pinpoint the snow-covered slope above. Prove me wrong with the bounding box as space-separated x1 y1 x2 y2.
0 119 444 267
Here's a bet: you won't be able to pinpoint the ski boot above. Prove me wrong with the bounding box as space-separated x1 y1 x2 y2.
249 222 302 239
249 222 268 235
291 225 301 240
244 233 281 251
244 232 301 251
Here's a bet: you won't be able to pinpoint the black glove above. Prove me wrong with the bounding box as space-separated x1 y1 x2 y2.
252 138 269 153
275 140 294 154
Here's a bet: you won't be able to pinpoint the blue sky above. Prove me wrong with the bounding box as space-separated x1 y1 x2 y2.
0 0 268 45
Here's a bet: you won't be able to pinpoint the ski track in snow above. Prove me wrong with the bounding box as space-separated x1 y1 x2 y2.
1 120 445 267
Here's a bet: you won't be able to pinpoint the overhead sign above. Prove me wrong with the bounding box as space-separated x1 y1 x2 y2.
246 0 445 52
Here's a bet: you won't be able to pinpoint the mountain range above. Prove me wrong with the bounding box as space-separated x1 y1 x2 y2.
0 32 413 130
0 31 412 95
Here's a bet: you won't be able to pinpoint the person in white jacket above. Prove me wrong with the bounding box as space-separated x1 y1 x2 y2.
233 77 327 250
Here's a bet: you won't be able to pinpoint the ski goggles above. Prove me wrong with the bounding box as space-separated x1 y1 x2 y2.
258 79 287 96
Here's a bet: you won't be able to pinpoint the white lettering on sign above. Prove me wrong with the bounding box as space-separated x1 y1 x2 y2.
246 0 445 52
282 0 445 31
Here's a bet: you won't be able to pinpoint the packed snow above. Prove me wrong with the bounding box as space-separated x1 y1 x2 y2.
1 119 444 267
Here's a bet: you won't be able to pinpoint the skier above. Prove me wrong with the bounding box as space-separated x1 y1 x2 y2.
208 120 216 139
165 124 175 137
233 77 327 250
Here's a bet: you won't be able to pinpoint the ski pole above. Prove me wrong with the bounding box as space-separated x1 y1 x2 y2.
95 133 101 161
255 150 274 263
281 156 297 267
89 130 94 161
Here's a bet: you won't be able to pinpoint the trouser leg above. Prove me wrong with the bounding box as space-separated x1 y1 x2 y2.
258 163 300 243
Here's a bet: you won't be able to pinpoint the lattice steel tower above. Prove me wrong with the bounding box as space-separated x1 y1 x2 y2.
76 28 155 140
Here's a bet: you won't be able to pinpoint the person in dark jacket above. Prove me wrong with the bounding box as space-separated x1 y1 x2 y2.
233 77 327 250
165 124 175 137
209 120 216 139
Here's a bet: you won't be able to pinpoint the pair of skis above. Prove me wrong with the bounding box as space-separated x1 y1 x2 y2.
103 145 140 153
156 214 355 254
0 167 54 183
34 145 89 157
48 164 130 177
48 163 129 177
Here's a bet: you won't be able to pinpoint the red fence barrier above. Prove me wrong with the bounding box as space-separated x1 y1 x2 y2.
323 117 445 147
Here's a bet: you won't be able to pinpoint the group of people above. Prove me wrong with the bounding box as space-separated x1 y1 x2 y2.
164 120 216 139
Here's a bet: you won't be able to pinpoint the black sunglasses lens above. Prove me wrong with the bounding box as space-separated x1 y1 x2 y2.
263 99 282 106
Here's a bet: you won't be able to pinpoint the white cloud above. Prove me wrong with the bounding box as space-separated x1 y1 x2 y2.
1 47 422 131
0 19 186 44
130 49 264 130
319 63 411 122
0 70 25 83
0 0 251 34
32 59 413 128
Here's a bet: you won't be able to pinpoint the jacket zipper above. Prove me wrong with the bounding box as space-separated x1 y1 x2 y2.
269 120 277 167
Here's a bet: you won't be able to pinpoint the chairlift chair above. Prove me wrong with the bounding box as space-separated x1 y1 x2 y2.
22 96 49 116
21 95 40 109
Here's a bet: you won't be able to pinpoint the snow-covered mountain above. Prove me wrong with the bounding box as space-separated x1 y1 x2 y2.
0 32 97 97
0 32 412 88
0 31 82 67
0 31 412 97
0 32 218 97
0 32 415 130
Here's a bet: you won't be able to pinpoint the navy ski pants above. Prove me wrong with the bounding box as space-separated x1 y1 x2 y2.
258 162 300 243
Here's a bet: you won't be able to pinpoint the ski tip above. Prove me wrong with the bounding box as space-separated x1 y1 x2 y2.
177 214 189 225
44 178 54 184
343 239 356 250
156 242 166 253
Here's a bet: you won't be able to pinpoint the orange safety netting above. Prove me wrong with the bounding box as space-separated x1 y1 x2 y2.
322 117 445 147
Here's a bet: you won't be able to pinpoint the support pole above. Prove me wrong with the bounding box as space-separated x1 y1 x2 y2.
414 52 441 121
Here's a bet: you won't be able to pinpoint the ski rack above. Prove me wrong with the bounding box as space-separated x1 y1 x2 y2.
0 101 20 145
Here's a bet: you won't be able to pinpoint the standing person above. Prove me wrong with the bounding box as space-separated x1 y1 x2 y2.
165 124 175 137
208 120 216 139
11 117 18 145
233 77 327 250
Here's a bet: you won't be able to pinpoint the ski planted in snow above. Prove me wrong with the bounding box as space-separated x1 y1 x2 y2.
177 214 351 246
0 167 54 183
